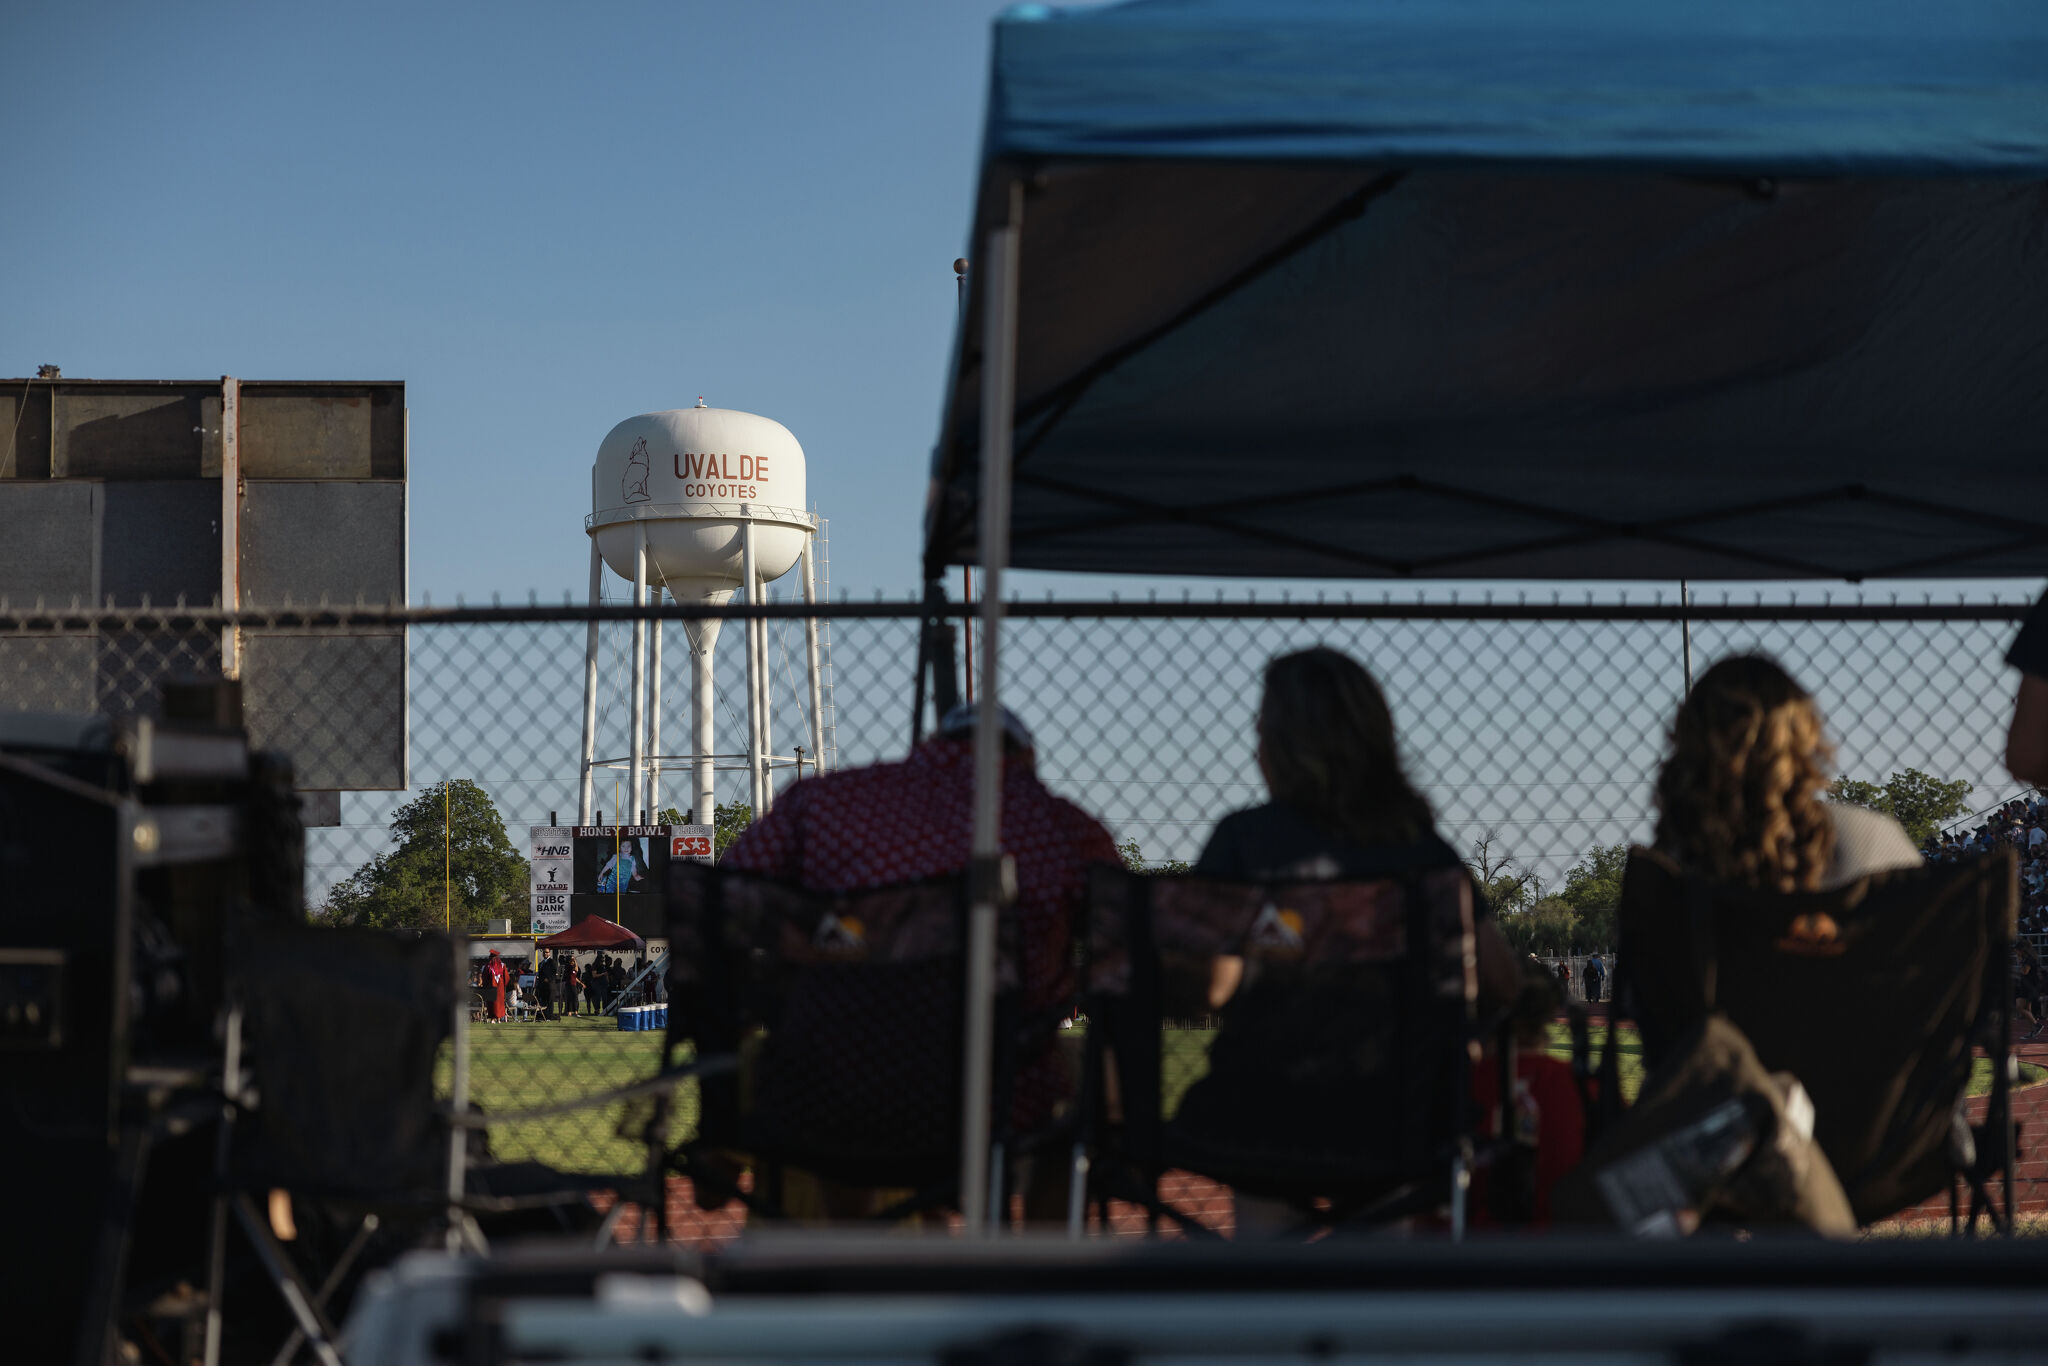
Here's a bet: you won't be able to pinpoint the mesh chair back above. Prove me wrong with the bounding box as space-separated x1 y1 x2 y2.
666 863 1020 1188
1617 846 2016 1224
230 923 456 1199
1088 866 1477 1204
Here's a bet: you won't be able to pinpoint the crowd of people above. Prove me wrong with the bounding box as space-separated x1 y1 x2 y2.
1924 795 2048 941
471 947 655 1022
599 591 2048 1228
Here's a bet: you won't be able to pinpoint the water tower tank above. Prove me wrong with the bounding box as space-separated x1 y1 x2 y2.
587 403 810 603
580 401 819 836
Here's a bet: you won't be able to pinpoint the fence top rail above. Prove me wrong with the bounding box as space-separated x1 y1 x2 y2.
0 596 2033 631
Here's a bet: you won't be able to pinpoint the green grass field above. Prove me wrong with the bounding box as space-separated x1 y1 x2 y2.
443 1016 699 1176
448 1017 2041 1178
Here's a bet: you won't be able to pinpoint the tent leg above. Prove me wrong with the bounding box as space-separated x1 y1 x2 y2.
961 178 1022 1236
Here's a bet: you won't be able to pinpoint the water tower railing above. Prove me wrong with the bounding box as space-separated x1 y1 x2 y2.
583 502 817 532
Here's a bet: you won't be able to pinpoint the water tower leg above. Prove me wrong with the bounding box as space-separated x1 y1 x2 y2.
692 619 717 832
579 538 602 825
741 519 765 817
630 526 648 822
648 585 664 819
801 534 826 776
758 580 775 814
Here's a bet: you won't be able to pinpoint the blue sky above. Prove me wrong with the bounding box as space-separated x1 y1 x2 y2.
2 0 1019 603
7 3 2039 889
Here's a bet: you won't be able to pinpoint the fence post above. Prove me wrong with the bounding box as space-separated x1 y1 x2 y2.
447 936 470 1251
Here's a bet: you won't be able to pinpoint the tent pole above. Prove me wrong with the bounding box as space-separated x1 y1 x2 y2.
1680 578 1693 697
962 178 1022 1235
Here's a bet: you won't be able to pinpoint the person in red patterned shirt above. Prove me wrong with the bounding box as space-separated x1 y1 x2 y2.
720 702 1118 1221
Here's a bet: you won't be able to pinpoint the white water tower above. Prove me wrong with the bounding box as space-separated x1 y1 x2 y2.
579 400 825 826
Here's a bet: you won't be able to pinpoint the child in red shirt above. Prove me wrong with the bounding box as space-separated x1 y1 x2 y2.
1468 967 1587 1228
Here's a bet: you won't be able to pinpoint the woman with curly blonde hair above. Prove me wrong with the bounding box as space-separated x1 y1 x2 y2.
1655 655 1918 891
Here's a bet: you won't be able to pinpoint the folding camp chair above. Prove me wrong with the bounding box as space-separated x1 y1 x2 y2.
1076 865 1482 1238
662 862 1052 1225
1614 846 2020 1231
216 924 669 1364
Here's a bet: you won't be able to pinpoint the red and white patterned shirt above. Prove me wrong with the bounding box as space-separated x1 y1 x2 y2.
721 736 1118 1013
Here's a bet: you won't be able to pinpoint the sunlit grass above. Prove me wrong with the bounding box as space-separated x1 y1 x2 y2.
440 1016 696 1176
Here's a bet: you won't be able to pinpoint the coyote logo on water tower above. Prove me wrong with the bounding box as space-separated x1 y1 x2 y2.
622 437 652 503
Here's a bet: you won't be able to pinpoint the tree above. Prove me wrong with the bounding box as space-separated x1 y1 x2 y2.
714 801 754 858
1533 842 1629 953
1118 837 1190 875
1465 831 1540 915
323 780 527 931
1496 896 1581 957
1827 768 1974 844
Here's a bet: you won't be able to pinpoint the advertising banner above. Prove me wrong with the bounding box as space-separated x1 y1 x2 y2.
532 824 716 936
528 825 573 935
669 824 715 865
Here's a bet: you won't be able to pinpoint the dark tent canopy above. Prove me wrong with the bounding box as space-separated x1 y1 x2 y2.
924 0 2048 582
535 917 646 950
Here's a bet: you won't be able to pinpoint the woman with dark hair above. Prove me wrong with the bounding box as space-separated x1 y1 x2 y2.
1188 648 1518 1233
563 959 583 1018
1196 646 1517 1002
1654 655 1918 891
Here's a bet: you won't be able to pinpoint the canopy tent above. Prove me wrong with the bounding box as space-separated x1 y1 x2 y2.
929 0 2048 1236
923 0 2048 583
534 918 645 951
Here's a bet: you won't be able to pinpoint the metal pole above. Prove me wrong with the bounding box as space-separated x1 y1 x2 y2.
579 538 602 824
802 532 827 775
649 584 664 818
1680 578 1694 697
630 526 649 820
446 938 469 1252
963 566 974 705
691 610 720 832
741 518 765 816
444 781 451 932
961 179 1021 1234
758 574 775 814
220 376 241 675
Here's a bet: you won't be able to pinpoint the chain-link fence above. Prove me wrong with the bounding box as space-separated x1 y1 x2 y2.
1 593 2037 1199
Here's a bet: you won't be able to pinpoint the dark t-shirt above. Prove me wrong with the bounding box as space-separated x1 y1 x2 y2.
2007 593 2048 678
1192 801 1487 915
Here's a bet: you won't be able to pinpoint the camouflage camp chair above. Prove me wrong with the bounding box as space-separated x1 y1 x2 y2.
1077 865 1482 1237
1615 846 2019 1231
664 861 1054 1224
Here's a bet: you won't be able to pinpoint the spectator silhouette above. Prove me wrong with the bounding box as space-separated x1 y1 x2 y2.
721 700 1117 1221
